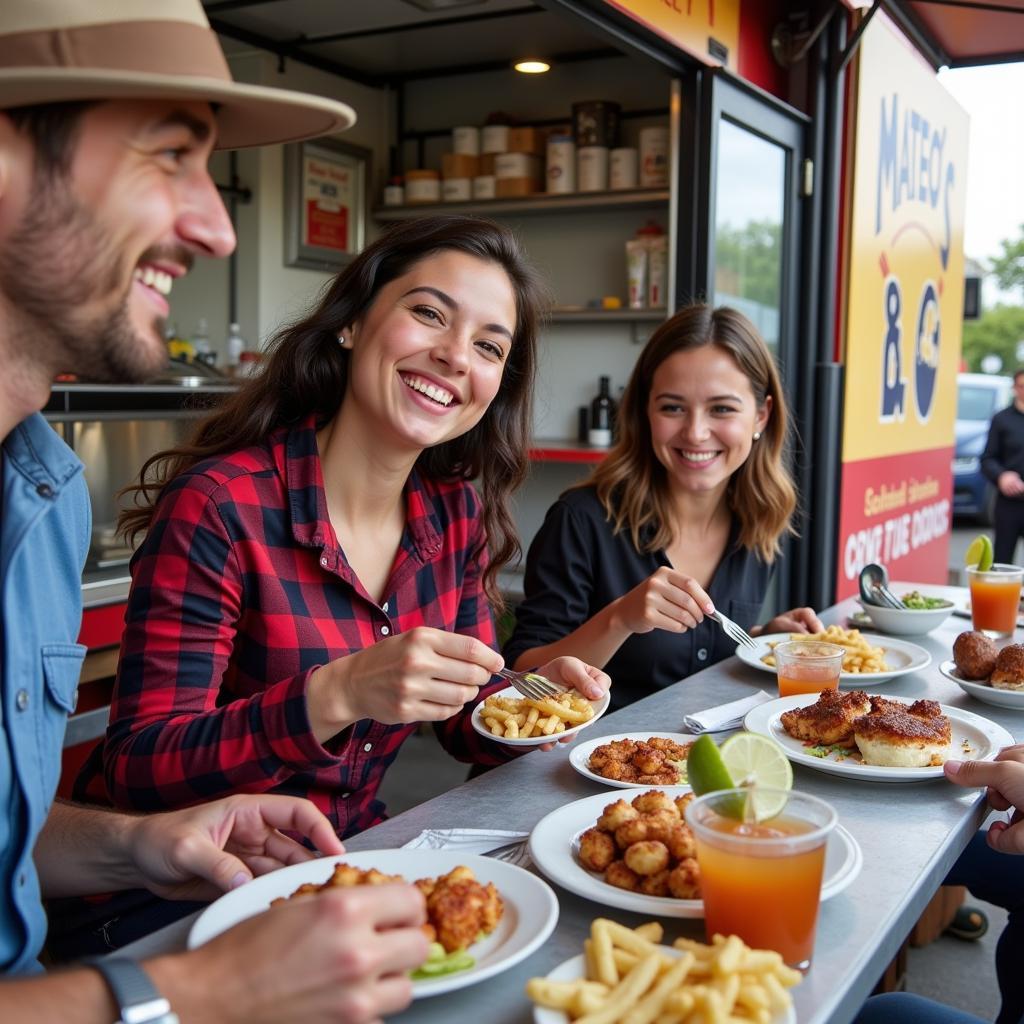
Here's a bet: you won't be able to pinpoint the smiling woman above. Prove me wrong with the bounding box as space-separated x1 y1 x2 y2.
505 304 822 711
74 217 611 939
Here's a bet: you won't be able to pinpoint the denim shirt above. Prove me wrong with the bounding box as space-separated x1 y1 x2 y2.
0 413 88 974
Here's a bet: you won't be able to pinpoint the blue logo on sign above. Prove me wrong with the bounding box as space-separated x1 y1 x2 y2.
914 282 940 421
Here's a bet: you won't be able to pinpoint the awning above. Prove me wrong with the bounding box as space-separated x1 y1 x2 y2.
842 0 1024 67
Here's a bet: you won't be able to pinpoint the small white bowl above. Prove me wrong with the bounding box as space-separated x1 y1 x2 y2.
857 598 954 635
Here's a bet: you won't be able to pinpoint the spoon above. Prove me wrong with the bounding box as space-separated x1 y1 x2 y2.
858 563 904 610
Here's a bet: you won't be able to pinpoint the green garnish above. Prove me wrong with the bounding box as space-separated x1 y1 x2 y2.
806 743 853 759
900 591 948 610
411 942 475 980
669 758 689 784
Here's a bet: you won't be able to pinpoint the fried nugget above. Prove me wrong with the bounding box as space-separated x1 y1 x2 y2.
852 696 951 767
991 644 1024 691
578 827 617 872
597 799 639 833
779 689 872 746
667 858 701 899
425 873 504 953
605 859 641 892
953 630 999 680
624 840 670 876
631 790 679 816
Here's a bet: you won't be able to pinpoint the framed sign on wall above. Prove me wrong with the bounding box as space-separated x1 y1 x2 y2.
284 137 370 271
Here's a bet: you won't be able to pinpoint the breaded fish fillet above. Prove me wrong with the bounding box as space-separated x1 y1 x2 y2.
779 689 871 746
853 696 951 767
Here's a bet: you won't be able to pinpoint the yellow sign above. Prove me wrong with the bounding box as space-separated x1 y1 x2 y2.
601 0 739 70
841 13 968 462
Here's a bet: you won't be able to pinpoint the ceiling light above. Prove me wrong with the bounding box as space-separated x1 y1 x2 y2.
514 59 550 74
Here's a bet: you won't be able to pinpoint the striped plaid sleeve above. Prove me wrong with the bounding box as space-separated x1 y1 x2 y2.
102 473 341 811
433 496 522 766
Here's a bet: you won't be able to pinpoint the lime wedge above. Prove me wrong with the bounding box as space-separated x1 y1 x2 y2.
720 734 793 819
965 534 994 572
686 734 735 797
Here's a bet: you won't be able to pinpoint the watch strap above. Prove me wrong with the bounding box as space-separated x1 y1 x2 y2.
85 956 179 1024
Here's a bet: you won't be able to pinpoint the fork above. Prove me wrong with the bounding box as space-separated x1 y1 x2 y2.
496 667 568 700
708 609 758 650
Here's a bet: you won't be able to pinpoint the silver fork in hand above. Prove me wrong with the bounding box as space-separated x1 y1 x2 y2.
708 609 758 650
496 667 568 700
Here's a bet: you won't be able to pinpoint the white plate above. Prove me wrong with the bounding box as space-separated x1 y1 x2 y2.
568 731 697 789
533 952 797 1024
471 685 610 746
744 694 1015 782
528 788 862 918
735 632 931 687
939 659 1024 710
187 849 558 999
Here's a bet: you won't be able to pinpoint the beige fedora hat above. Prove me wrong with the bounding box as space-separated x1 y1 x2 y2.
0 0 356 149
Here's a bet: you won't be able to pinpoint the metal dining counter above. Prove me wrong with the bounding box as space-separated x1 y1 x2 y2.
119 584 1005 1024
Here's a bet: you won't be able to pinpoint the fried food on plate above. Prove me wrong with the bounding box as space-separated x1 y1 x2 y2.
953 630 999 681
481 690 594 739
587 736 693 785
779 688 871 747
581 790 702 901
991 643 1024 691
780 691 952 768
852 696 951 768
527 918 801 1022
273 862 503 954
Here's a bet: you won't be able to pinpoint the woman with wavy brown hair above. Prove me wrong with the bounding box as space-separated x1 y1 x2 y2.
505 303 821 710
77 215 608 838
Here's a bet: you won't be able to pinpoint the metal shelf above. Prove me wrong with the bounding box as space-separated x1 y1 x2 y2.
373 189 669 221
550 308 665 323
529 441 610 464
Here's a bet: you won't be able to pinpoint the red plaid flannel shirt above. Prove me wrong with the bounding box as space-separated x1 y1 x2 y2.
76 414 515 838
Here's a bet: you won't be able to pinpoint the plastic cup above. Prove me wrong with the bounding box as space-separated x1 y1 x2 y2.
968 563 1023 638
773 640 844 697
685 788 837 970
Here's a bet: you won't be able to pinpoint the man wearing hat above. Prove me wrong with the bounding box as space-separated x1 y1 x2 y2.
0 2 428 1021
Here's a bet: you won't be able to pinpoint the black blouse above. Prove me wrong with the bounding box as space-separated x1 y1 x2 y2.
503 486 771 711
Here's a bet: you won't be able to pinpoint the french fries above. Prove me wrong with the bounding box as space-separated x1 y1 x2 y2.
527 918 801 1024
481 691 595 739
761 625 887 674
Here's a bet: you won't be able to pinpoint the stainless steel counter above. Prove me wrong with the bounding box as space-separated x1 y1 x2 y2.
119 583 1003 1024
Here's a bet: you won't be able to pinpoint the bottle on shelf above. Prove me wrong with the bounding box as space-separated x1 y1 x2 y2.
192 317 214 366
588 375 617 448
225 322 247 375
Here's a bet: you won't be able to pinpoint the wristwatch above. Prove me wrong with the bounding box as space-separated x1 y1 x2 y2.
85 956 180 1024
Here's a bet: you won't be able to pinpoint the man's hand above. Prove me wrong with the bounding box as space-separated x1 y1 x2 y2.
153 883 428 1024
128 794 344 901
945 746 1024 854
998 470 1024 497
528 656 611 750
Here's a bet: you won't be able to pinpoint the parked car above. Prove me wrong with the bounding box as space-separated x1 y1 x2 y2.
953 372 1014 522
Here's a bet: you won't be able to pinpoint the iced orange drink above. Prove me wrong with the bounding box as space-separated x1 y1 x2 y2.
686 789 837 970
968 564 1023 639
773 640 844 697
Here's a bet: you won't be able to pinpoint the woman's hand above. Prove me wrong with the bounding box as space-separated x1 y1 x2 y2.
608 567 715 636
530 656 611 750
308 627 503 739
128 794 345 902
756 607 824 636
945 746 1024 854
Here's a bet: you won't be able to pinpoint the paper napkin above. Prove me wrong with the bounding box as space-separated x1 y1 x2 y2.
682 690 774 734
401 828 532 867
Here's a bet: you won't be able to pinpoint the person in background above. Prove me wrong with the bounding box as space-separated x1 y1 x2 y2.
70 215 608 944
504 304 822 711
982 368 1024 564
0 1 430 1020
856 749 1024 1024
